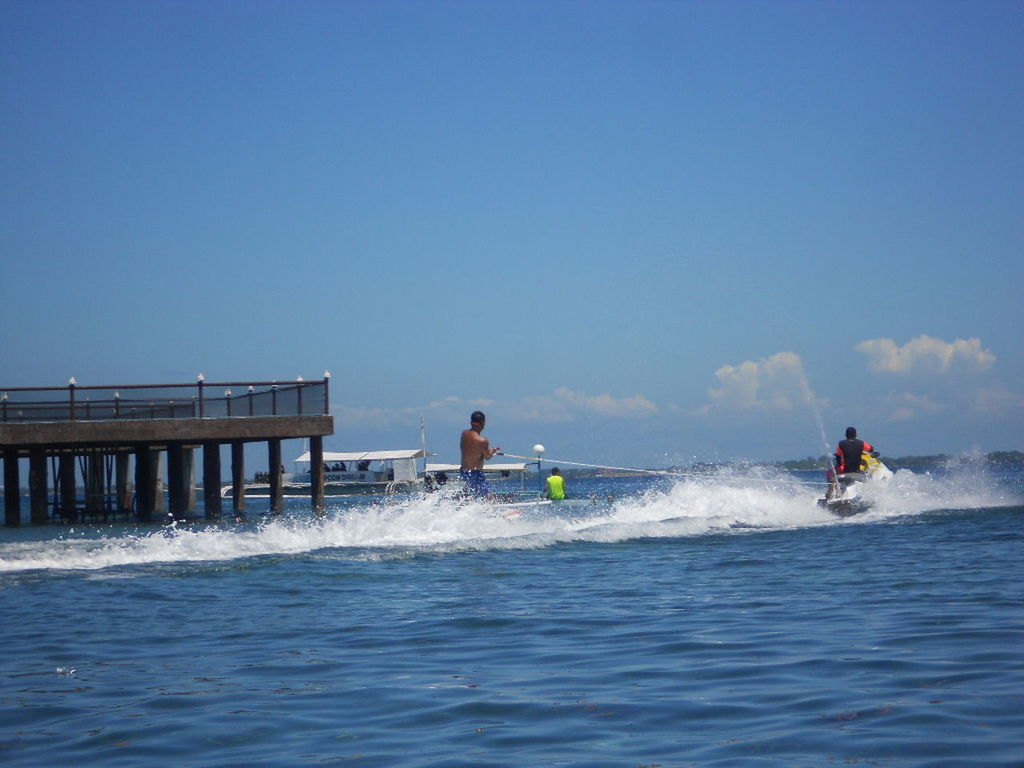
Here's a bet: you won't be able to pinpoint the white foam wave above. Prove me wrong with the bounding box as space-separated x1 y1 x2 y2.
0 462 1017 574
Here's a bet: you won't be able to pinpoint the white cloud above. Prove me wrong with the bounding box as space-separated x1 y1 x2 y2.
703 351 816 413
884 392 947 422
332 389 656 427
330 403 419 428
425 395 494 414
554 387 658 418
332 395 493 428
855 335 995 376
511 387 658 422
968 384 1024 414
845 337 1021 426
867 384 1023 424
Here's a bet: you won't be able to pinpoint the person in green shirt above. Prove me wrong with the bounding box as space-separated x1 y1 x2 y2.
544 467 566 500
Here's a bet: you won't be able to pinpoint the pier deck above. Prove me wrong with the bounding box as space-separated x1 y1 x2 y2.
1 377 334 525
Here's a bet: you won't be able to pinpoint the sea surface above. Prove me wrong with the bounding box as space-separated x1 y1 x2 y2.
1 458 1022 767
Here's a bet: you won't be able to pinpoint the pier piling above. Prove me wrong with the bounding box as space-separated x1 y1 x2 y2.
4 448 19 526
29 448 47 525
268 438 283 513
310 435 325 513
231 441 245 515
58 454 76 523
203 441 222 519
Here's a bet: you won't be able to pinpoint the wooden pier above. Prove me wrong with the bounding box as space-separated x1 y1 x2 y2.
0 376 334 525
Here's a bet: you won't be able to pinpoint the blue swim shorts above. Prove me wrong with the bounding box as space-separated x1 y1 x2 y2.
459 469 490 498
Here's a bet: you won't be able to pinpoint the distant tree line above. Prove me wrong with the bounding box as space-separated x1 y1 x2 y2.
550 451 1022 476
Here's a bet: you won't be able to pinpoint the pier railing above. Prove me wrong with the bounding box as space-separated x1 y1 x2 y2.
0 376 331 423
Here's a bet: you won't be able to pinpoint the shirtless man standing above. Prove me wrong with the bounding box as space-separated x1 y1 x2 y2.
460 411 501 497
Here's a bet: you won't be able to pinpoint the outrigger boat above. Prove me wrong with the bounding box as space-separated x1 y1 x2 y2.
222 449 428 498
818 451 893 516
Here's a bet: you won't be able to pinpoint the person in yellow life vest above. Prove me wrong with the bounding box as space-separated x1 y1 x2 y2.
544 467 566 500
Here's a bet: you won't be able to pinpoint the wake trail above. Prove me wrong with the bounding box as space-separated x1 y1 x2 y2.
0 461 1016 574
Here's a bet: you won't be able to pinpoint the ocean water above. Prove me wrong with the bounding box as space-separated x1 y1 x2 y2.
1 460 1022 767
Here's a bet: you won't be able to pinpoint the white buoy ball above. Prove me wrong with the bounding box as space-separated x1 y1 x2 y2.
533 444 545 455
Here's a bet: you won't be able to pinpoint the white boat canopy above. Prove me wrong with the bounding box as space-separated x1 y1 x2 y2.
425 463 529 474
296 449 427 464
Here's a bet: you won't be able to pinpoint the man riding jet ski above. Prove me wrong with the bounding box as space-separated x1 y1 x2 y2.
819 426 892 515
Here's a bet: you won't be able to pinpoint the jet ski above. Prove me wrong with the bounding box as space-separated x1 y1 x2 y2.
817 451 893 516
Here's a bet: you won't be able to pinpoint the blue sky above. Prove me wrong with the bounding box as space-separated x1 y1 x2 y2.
2 1 1022 469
